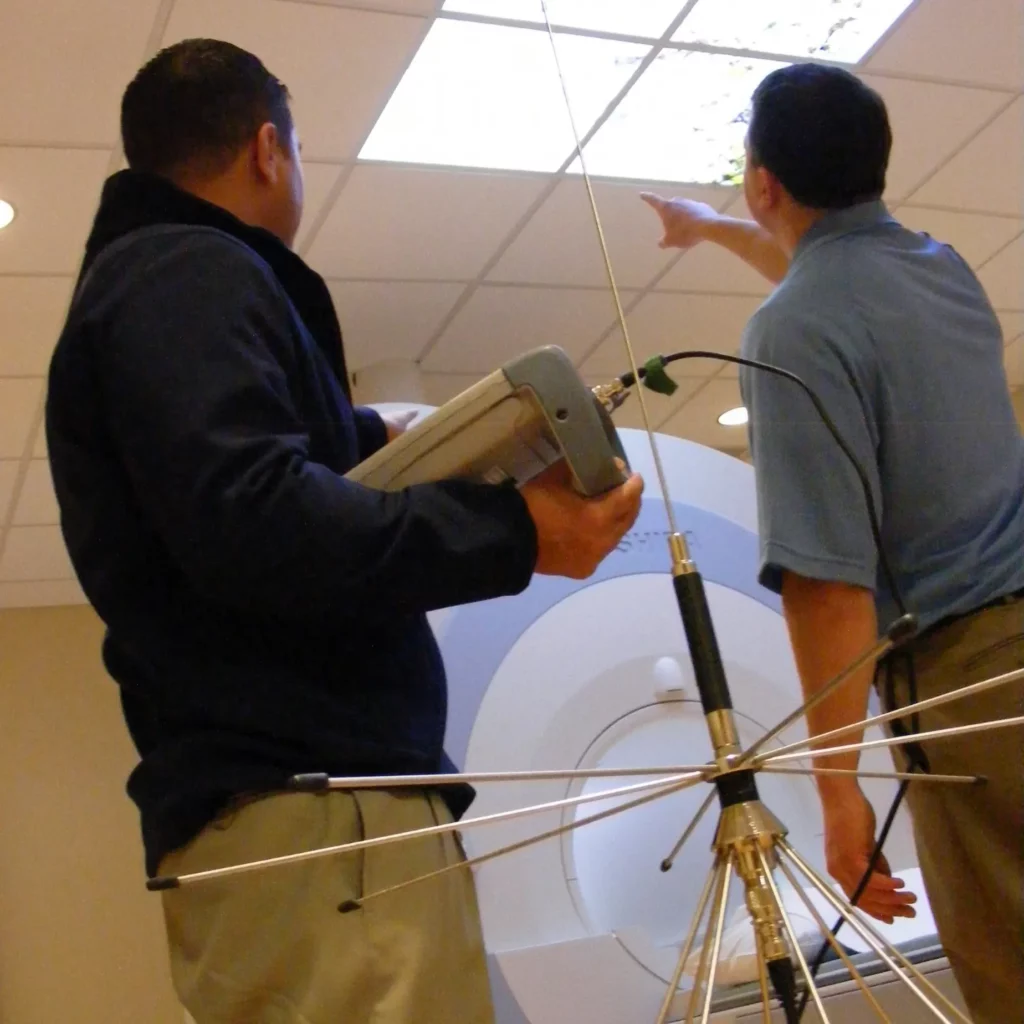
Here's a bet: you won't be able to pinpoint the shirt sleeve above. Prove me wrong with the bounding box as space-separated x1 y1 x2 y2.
739 306 882 595
91 233 538 623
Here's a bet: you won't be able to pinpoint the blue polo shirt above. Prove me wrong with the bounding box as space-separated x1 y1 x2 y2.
739 200 1024 630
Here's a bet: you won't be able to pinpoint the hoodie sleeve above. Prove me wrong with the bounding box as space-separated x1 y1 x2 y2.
352 406 389 460
90 232 538 622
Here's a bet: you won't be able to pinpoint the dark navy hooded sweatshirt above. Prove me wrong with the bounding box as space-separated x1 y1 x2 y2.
46 171 538 876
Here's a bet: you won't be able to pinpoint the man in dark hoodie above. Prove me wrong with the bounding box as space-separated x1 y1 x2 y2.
45 39 643 1024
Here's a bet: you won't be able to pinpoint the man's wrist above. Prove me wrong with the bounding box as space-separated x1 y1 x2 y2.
699 212 732 245
817 773 862 804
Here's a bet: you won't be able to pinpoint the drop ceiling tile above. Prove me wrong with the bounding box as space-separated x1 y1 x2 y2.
0 526 74 582
294 163 344 252
1006 337 1024 387
0 579 87 609
0 148 110 274
282 0 438 12
657 243 775 296
306 165 550 279
0 460 18 521
13 460 59 526
861 76 1012 202
660 377 746 448
866 0 1024 91
32 431 47 459
581 293 765 379
488 181 731 289
978 234 1024 310
421 373 483 406
328 280 465 368
423 285 626 374
895 207 1024 269
0 379 44 459
998 312 1024 343
909 97 1024 216
0 0 163 146
164 0 428 162
0 277 74 376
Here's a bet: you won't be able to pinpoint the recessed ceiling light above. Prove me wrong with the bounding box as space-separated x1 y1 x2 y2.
0 200 15 231
718 406 748 427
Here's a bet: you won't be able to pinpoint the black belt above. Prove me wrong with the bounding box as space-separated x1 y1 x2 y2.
916 586 1024 645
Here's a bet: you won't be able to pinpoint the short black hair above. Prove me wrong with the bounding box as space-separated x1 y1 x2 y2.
121 39 293 178
748 63 892 210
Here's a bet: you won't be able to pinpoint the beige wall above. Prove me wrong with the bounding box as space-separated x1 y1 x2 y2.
0 604 181 1024
1012 387 1024 429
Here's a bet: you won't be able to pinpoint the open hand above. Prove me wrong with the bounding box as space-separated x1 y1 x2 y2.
640 193 720 251
382 409 418 442
822 785 917 924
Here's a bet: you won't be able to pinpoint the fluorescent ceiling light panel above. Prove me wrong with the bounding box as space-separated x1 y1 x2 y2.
359 19 647 172
442 0 685 38
673 0 916 62
573 51 784 184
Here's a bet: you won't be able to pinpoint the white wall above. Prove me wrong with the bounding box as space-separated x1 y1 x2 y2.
0 605 181 1024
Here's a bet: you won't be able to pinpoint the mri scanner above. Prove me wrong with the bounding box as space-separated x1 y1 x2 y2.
369 404 967 1024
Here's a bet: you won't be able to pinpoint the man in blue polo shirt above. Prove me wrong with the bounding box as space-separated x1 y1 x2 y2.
642 64 1024 1021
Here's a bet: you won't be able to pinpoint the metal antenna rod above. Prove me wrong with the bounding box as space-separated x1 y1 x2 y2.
751 663 1024 765
698 855 735 1024
761 713 1024 768
661 789 717 872
538 0 679 534
754 933 774 1024
780 841 967 1023
654 855 722 1024
775 854 892 1022
757 846 832 1022
341 775 700 914
761 765 981 785
147 769 704 890
292 763 715 791
741 616 916 765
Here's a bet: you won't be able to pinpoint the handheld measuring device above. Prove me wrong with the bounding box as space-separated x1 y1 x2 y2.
345 346 628 497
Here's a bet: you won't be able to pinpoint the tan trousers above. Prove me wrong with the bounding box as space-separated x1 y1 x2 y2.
159 789 496 1024
882 598 1024 1023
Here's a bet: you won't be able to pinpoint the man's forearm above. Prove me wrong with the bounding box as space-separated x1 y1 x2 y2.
703 216 790 285
780 573 879 798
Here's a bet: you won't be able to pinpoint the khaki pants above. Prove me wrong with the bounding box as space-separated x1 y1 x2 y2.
159 789 496 1024
881 598 1024 1023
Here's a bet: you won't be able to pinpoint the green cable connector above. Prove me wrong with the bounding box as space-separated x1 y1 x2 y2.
641 355 678 396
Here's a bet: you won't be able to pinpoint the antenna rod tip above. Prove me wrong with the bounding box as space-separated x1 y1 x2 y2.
289 773 330 792
146 876 180 891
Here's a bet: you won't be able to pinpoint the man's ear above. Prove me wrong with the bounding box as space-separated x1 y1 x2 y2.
253 122 282 185
765 167 792 213
749 163 781 212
